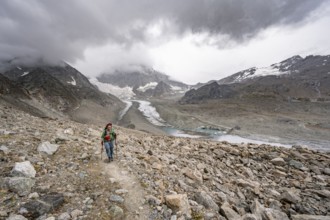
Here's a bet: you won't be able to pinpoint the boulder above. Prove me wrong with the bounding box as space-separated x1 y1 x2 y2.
7 177 35 196
11 161 36 178
194 191 219 212
182 168 203 183
20 193 64 218
289 160 305 170
37 141 59 155
251 199 289 220
220 202 240 220
280 190 302 203
165 194 191 218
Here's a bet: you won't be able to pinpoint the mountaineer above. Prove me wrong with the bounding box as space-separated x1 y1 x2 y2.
101 122 117 162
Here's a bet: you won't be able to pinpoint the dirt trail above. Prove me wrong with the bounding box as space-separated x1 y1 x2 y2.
101 158 150 219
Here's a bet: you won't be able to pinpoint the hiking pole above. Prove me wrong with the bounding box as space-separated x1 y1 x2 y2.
100 141 104 160
115 139 118 159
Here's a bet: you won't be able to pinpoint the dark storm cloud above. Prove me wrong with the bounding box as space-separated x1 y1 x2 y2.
0 0 326 64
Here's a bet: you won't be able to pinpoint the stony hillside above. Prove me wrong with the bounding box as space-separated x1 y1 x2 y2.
1 103 330 220
0 61 124 125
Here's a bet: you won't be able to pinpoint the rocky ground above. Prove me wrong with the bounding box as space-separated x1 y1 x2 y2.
1 102 330 220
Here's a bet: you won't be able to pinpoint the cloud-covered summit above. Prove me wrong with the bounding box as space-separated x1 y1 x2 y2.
0 0 326 65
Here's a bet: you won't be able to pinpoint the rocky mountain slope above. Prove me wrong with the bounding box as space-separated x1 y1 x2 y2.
95 65 189 99
181 55 330 104
1 102 330 220
0 61 124 124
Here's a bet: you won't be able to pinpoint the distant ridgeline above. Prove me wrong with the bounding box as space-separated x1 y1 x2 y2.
180 55 330 104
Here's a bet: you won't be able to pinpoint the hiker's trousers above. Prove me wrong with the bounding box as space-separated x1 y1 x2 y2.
104 141 114 159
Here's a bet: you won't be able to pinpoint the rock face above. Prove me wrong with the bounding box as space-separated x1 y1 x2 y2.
0 61 123 124
1 103 330 219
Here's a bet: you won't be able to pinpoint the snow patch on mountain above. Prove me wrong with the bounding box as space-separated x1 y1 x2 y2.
89 78 135 100
136 82 158 92
21 71 30 76
233 65 290 83
67 76 77 86
254 66 289 78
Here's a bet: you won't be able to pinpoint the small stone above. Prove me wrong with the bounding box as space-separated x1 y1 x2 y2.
271 158 286 166
58 212 71 220
6 214 28 220
70 209 83 219
323 168 330 175
109 205 124 219
109 178 117 183
0 145 9 154
28 192 39 199
115 189 128 195
109 194 124 203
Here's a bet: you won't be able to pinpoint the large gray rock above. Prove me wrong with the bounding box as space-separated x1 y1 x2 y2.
20 193 64 218
7 177 35 196
194 191 219 212
37 141 59 155
289 160 305 170
251 199 289 220
291 215 330 220
109 195 124 203
280 190 302 203
220 202 240 220
11 161 36 178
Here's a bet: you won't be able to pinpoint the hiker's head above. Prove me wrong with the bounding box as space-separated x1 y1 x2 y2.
105 123 112 129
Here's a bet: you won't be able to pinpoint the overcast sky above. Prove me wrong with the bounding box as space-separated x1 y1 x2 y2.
1 0 330 84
